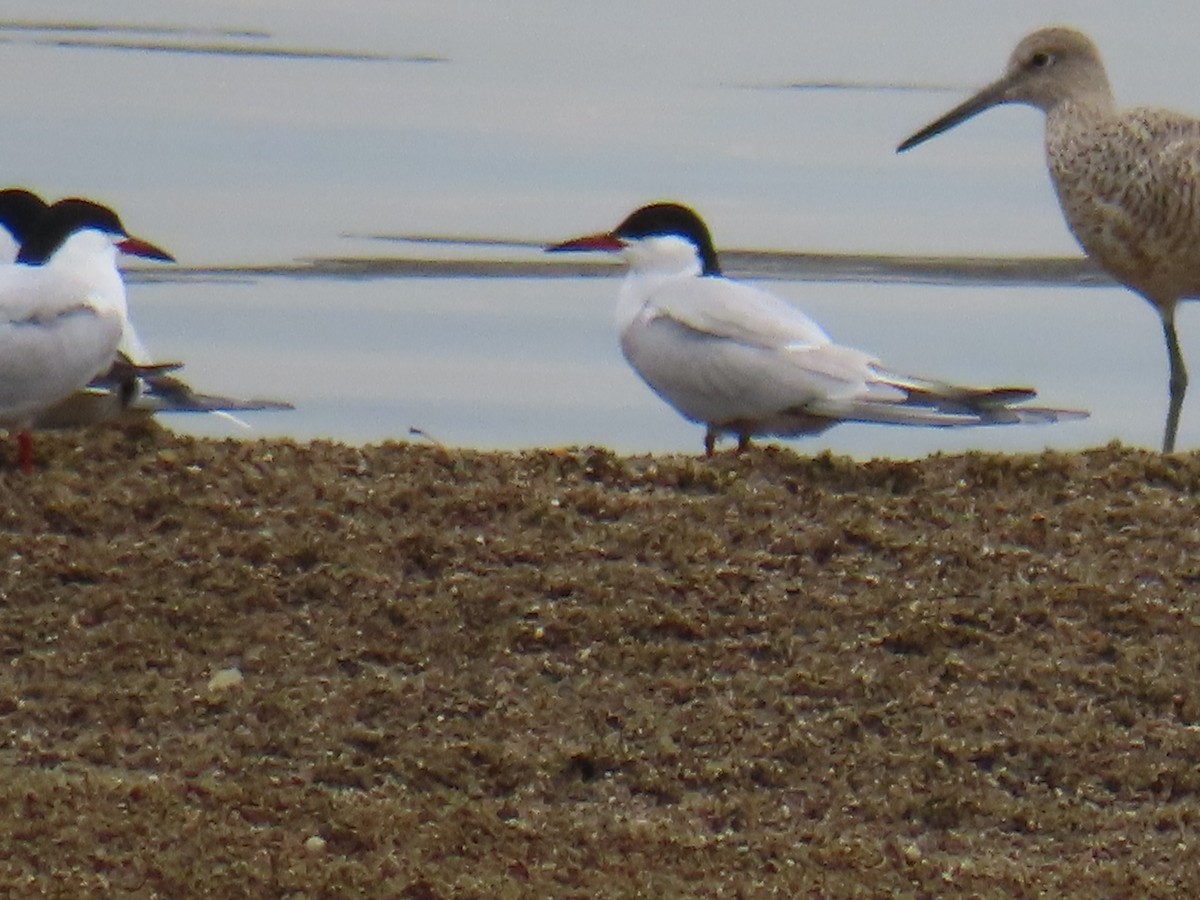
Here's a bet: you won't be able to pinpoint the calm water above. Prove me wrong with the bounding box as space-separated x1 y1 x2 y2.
7 2 1200 457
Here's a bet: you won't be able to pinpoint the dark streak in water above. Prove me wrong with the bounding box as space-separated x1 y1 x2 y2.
341 233 1110 287
0 20 269 39
743 80 963 93
33 38 434 63
351 233 549 249
0 20 442 63
724 251 1106 288
122 252 1109 290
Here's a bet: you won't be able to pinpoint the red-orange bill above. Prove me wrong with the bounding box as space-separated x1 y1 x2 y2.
117 236 175 262
546 232 624 253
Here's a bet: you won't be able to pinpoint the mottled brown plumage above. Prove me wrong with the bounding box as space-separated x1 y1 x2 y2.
900 27 1200 452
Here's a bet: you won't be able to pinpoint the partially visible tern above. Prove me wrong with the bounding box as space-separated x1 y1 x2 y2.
0 199 172 472
0 191 292 451
898 26 1200 453
549 201 1085 455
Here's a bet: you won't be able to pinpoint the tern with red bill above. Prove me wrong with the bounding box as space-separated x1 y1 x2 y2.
898 26 1200 453
0 190 292 444
549 202 1085 455
0 198 173 472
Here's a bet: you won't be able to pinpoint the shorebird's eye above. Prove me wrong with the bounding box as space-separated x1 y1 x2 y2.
1030 51 1054 68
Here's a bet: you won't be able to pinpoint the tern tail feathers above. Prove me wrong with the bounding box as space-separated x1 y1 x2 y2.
878 371 1037 407
807 369 1086 428
804 399 1086 429
137 375 294 414
91 358 182 388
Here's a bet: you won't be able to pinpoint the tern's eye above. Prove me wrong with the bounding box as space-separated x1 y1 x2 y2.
1030 51 1055 69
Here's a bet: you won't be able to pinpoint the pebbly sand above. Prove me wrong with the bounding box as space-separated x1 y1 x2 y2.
1 422 1199 896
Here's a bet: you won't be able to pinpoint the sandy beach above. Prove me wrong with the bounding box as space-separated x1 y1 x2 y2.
1 423 1198 896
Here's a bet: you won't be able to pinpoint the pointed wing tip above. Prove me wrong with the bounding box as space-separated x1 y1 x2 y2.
1029 408 1090 423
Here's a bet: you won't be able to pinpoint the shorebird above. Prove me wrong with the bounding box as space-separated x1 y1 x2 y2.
897 26 1200 453
0 199 173 471
0 191 292 440
548 202 1084 455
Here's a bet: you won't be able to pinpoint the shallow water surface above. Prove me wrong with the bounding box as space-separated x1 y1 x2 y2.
9 2 1200 456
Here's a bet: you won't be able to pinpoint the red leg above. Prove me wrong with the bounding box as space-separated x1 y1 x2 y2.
17 431 33 475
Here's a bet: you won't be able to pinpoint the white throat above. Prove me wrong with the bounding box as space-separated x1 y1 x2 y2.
621 234 703 278
46 229 128 319
615 234 704 334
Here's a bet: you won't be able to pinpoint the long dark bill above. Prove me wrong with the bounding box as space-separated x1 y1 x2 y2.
897 78 1012 152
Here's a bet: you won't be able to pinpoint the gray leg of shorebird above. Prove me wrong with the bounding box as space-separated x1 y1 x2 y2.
736 433 752 454
704 427 717 458
1161 305 1188 453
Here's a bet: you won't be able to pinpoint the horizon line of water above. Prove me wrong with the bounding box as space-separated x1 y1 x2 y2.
122 248 1106 290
